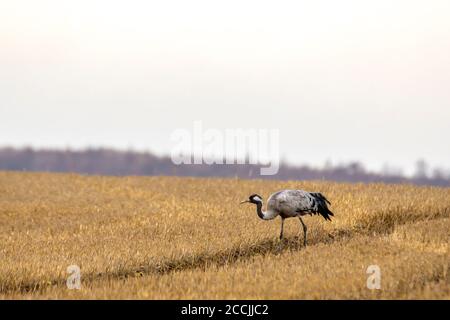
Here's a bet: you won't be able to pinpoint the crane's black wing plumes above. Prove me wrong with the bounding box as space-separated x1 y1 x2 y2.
308 192 334 221
309 192 331 205
288 190 334 221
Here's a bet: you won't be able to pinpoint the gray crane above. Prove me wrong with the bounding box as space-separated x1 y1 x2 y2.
240 190 334 246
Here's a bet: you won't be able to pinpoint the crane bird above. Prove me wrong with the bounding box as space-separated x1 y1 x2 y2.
240 190 334 246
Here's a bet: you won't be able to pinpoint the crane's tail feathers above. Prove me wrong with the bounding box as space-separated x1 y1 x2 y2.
311 192 334 221
319 207 334 221
311 192 331 205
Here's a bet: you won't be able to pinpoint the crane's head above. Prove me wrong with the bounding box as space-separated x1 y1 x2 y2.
240 194 263 205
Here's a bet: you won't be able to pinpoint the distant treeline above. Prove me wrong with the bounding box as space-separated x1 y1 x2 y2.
0 147 449 187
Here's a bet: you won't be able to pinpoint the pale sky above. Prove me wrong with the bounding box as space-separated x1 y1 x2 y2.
1 0 449 175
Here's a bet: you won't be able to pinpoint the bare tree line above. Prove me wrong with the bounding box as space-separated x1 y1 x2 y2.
0 147 449 187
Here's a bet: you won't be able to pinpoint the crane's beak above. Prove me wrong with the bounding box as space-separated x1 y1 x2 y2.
240 200 250 205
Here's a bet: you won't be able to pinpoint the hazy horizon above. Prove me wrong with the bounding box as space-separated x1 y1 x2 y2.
1 0 449 176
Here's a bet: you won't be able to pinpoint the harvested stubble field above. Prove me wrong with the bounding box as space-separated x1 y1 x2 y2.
0 171 449 299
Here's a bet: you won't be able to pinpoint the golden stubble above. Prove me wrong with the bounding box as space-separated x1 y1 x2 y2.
0 171 448 299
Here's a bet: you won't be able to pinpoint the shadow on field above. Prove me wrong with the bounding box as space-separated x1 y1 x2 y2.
4 206 448 295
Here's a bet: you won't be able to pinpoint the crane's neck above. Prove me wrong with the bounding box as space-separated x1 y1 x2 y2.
255 201 277 220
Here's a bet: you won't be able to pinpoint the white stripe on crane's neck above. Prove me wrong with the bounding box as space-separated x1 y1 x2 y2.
252 195 262 202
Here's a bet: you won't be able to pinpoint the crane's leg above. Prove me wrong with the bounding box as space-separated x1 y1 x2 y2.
279 217 285 240
298 216 307 246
